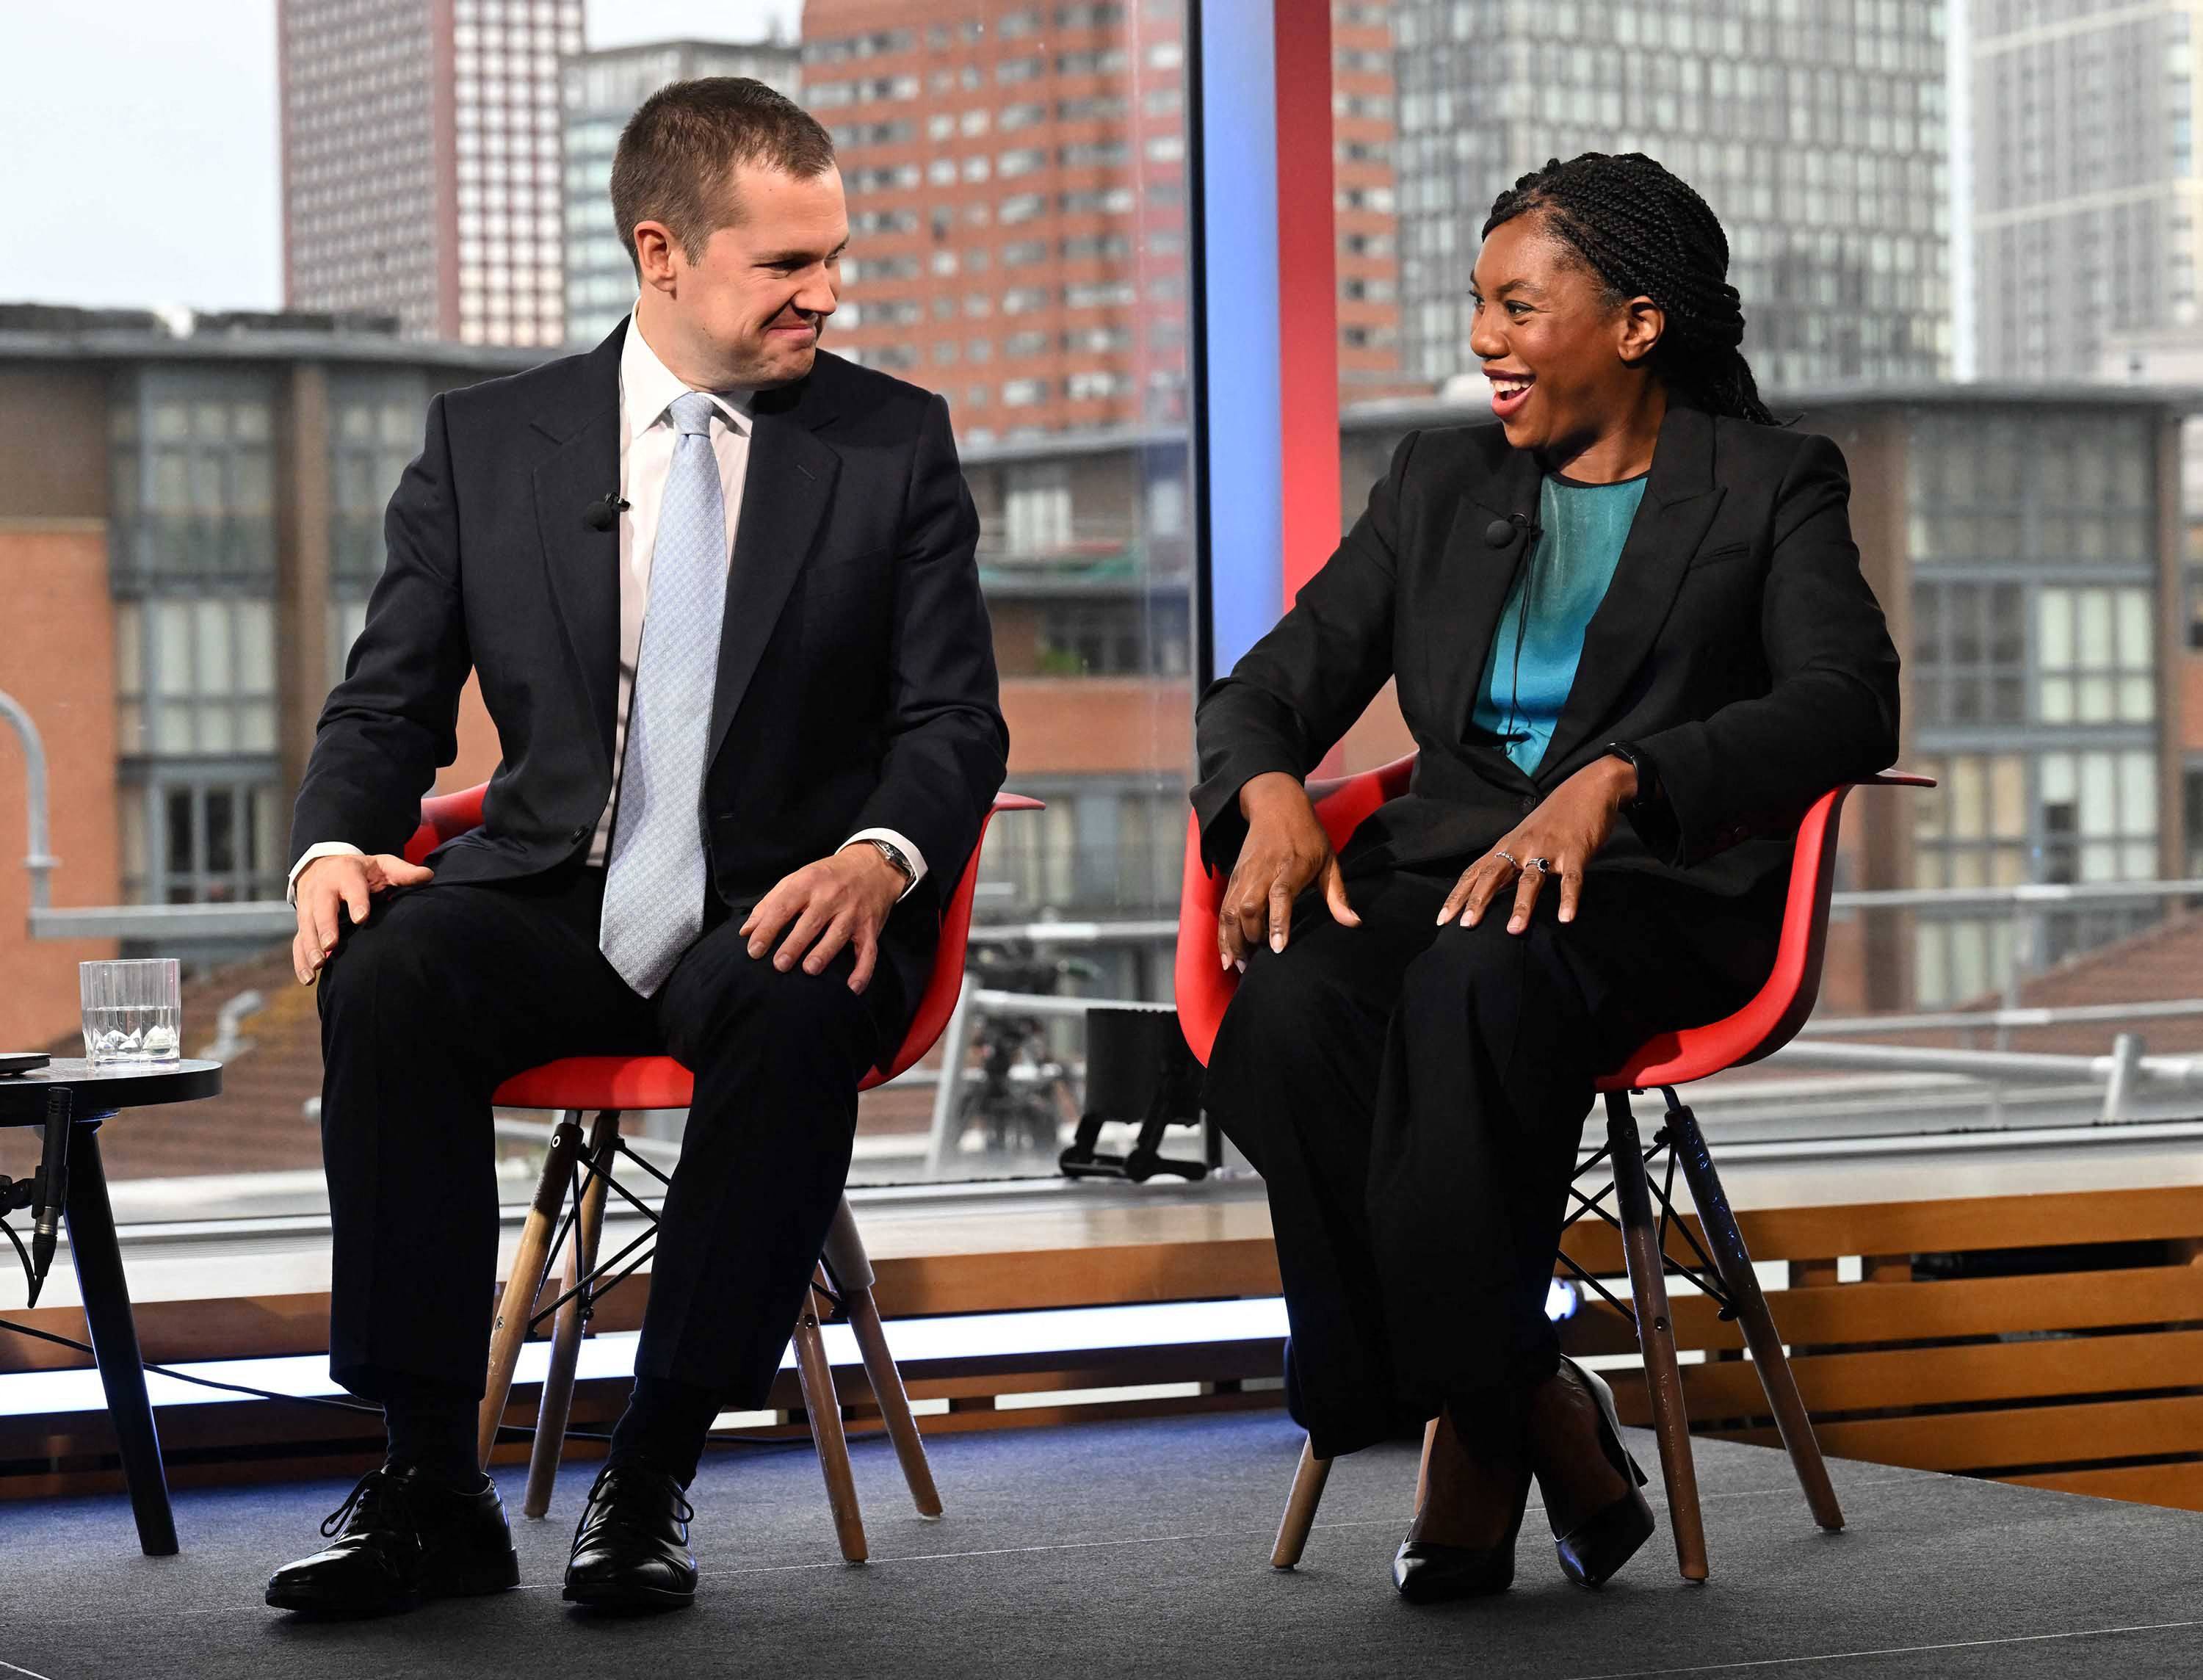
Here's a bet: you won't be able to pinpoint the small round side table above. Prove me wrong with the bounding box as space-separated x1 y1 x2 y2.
1 1057 223 1556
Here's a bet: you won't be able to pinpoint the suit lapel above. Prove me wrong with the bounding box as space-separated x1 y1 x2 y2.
529 327 626 778
706 392 842 767
1436 441 1541 770
1539 402 1725 776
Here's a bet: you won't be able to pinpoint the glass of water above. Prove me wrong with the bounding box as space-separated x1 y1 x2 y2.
79 958 183 1065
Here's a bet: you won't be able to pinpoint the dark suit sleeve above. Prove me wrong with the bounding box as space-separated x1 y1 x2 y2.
288 391 472 866
1188 432 1413 872
1632 432 1901 868
847 393 1008 907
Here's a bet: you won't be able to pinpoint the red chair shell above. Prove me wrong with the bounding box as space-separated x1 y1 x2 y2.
1172 752 1932 1090
401 786 1044 1103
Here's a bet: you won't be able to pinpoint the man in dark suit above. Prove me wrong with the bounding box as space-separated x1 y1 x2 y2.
266 79 1006 1617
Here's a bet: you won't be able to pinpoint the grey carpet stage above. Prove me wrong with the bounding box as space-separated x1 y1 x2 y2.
5 1413 2201 1679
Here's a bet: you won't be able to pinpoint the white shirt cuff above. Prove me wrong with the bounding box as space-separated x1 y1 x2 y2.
840 828 928 901
286 841 366 906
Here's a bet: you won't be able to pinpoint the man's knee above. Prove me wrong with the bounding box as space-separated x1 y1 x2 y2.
316 891 455 1028
659 941 878 1073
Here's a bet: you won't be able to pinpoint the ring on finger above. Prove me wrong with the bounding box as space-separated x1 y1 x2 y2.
1523 855 1552 874
1494 850 1521 870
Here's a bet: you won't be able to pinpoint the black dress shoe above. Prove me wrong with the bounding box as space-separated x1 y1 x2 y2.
265 1463 519 1616
1391 1518 1524 1604
1539 1358 1656 1589
563 1458 698 1611
1392 1419 1534 1604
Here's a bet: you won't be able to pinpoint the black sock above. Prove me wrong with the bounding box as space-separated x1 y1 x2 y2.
384 1394 482 1487
607 1376 723 1487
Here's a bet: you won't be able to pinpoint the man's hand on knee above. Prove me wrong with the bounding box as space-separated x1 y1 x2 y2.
293 852 435 985
740 847 905 994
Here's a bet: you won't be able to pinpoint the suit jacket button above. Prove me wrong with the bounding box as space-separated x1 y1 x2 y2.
570 824 590 841
1521 795 1538 812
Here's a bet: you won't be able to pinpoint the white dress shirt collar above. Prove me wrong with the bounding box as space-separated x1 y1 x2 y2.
620 308 755 440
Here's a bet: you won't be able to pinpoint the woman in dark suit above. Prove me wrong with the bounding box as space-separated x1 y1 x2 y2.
1195 153 1900 1600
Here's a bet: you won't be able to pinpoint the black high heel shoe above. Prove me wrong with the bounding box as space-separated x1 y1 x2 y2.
1541 1358 1655 1589
1391 1422 1534 1604
1391 1499 1529 1602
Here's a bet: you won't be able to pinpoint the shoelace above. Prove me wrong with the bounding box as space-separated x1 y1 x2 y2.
319 1466 413 1540
583 1466 694 1533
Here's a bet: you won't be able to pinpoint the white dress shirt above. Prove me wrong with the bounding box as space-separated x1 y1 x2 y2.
290 309 925 903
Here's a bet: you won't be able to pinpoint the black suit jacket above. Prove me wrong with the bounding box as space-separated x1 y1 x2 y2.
1193 403 1900 901
291 322 1008 1015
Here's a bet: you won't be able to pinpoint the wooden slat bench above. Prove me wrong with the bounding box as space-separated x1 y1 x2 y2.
1556 1182 2203 1510
9 1182 2203 1507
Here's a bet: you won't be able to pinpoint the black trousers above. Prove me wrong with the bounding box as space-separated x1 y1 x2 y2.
1204 865 1780 1460
316 861 908 1409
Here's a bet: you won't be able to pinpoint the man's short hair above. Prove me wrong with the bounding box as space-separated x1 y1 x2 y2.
609 77 836 271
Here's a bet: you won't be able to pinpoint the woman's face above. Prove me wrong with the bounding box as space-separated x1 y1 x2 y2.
1466 214 1665 457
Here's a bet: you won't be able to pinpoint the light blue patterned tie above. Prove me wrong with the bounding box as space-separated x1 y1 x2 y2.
599 391 729 996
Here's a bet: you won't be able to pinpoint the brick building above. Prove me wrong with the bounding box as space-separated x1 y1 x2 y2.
806 0 1412 440
279 0 584 346
799 0 1187 441
0 306 531 1051
1331 1 1408 400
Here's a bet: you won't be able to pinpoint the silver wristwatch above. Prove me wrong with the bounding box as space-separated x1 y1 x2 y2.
861 836 915 888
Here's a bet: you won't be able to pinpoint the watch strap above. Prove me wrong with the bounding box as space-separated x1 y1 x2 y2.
864 836 915 885
1602 741 1659 809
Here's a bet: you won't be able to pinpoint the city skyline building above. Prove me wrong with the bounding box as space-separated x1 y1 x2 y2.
805 1 1410 441
1388 0 1951 394
278 0 584 347
1972 0 2202 382
1332 2 1410 399
562 36 804 347
800 0 1195 443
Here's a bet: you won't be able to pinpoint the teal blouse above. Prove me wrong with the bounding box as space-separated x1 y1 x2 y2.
1469 471 1648 775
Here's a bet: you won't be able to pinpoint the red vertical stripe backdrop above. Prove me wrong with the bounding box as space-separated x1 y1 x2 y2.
1271 0 1342 606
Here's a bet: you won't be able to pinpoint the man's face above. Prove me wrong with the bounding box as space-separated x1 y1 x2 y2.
643 162 848 389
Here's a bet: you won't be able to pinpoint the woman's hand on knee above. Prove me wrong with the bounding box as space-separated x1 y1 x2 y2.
1218 773 1360 971
1439 758 1635 934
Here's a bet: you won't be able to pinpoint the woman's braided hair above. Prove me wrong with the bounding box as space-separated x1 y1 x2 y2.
1482 151 1776 426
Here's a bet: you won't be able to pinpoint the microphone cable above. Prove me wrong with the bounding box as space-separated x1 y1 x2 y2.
1499 510 1544 753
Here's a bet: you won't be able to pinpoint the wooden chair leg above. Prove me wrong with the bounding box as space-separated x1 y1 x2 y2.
792 1276 868 1563
480 1112 584 1467
844 1283 944 1517
1668 1100 1845 1533
1270 1438 1331 1569
1606 1091 1709 1582
523 1109 620 1518
822 1199 943 1518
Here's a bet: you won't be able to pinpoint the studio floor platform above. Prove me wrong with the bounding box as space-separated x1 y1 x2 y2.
4 1412 2201 1679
